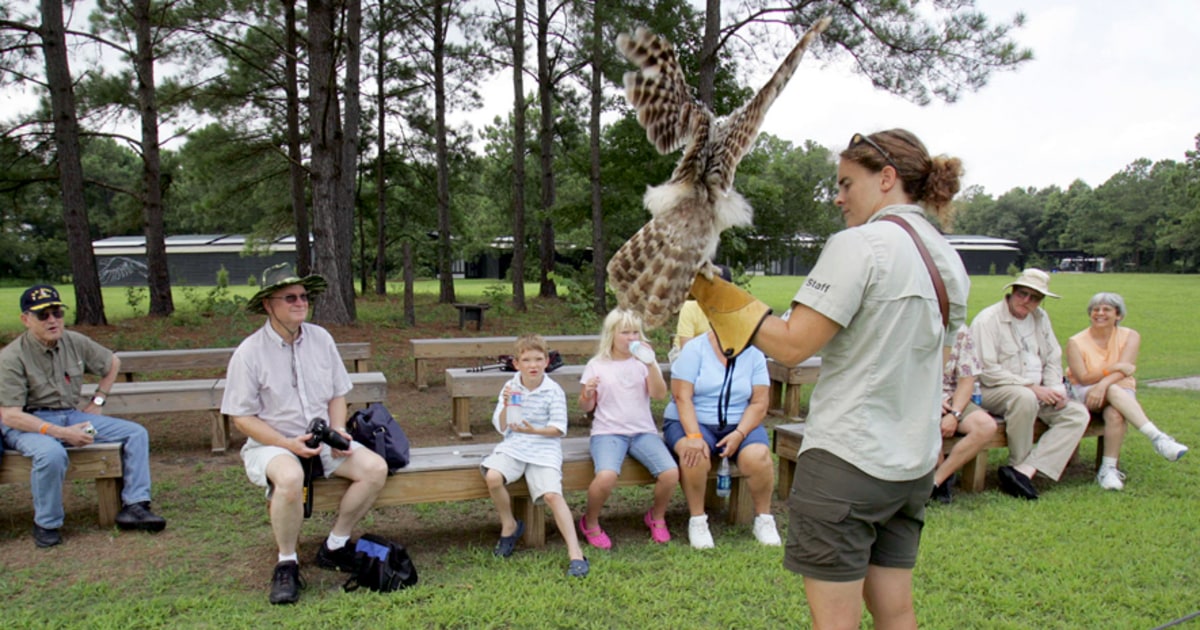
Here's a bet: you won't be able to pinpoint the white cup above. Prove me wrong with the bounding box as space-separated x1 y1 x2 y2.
629 341 655 364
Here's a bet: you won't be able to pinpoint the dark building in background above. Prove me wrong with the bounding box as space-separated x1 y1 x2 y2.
93 234 298 287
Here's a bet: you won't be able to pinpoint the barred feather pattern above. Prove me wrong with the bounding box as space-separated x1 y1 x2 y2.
607 18 831 329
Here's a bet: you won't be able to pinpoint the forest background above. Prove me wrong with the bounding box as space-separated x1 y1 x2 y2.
1 0 1198 330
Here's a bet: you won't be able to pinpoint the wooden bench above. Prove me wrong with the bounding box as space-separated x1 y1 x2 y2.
0 443 124 526
766 358 822 419
444 363 672 439
311 436 750 548
410 335 600 390
79 371 388 454
115 342 372 381
773 415 1107 498
452 303 491 330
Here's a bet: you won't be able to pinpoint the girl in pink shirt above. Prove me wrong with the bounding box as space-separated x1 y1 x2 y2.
577 309 676 548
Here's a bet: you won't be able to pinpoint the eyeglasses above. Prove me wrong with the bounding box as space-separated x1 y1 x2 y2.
269 293 310 304
1012 288 1045 303
850 132 900 173
31 308 65 321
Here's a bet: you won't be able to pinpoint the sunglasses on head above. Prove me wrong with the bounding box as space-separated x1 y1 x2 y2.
849 132 900 173
269 293 310 304
32 308 65 321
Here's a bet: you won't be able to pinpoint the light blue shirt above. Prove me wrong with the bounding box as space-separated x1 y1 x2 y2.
664 336 769 426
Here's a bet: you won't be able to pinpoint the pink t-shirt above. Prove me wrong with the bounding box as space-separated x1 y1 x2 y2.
581 356 656 435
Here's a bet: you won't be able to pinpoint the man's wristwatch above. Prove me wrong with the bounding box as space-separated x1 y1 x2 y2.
950 409 963 420
92 390 108 407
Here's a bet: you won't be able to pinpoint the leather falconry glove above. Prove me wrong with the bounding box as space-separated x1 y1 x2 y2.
689 272 772 358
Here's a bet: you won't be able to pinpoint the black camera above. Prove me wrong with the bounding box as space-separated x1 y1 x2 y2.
305 418 351 451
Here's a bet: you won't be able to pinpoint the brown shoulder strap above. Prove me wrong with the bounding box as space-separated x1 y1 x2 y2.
878 214 950 329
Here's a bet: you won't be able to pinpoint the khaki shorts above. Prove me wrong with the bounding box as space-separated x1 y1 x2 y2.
783 449 933 582
242 438 363 498
480 452 563 503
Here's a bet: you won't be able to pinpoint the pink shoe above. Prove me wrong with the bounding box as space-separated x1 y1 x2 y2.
579 516 612 550
644 510 670 544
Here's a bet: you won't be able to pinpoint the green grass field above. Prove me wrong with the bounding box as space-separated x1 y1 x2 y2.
0 272 1197 627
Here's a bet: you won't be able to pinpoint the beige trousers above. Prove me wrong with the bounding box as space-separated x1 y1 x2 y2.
981 384 1090 480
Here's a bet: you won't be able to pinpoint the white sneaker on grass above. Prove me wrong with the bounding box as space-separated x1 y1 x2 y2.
1152 434 1189 462
688 515 714 550
752 514 782 546
1096 465 1125 491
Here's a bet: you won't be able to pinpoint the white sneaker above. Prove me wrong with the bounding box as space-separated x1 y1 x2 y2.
688 515 714 550
1152 434 1189 462
1096 465 1126 491
752 514 782 546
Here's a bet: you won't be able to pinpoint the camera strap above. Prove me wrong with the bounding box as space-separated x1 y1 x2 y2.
302 456 317 518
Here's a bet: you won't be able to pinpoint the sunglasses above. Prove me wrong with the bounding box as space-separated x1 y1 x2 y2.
269 293 310 304
1012 288 1045 303
32 308 65 321
850 132 900 173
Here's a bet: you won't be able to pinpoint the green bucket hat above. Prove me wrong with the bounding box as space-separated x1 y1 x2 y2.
246 263 328 315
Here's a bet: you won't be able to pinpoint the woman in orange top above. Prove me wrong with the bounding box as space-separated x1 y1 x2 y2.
1066 292 1188 491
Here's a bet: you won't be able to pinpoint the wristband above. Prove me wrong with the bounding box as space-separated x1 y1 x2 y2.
39 423 50 435
1102 369 1110 376
733 428 746 439
686 433 703 439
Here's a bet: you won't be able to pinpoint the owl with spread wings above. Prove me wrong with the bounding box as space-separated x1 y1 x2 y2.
606 18 831 328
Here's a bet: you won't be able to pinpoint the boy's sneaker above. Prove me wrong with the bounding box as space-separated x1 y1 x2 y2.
1152 434 1189 462
268 560 304 605
687 514 714 550
316 541 358 572
752 514 782 546
1096 465 1125 491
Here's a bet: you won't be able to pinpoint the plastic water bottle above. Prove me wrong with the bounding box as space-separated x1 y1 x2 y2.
971 381 982 406
716 457 731 498
506 391 523 427
629 340 655 364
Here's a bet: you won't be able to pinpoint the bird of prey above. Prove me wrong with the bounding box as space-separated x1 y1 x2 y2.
606 18 831 328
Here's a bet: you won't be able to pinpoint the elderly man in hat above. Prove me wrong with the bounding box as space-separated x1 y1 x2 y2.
970 269 1090 500
221 264 387 605
0 285 166 547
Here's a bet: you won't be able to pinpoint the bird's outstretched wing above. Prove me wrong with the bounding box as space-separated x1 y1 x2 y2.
707 17 831 193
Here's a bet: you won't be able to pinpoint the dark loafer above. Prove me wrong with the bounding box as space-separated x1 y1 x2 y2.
998 465 1038 500
494 520 525 558
33 524 61 548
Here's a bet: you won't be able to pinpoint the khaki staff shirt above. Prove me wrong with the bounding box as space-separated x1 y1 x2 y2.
0 330 114 409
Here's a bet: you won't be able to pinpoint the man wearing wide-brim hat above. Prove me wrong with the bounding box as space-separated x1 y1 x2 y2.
970 268 1089 500
220 263 387 605
0 284 167 548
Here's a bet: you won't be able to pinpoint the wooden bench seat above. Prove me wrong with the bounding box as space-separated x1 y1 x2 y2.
444 364 671 439
312 436 749 548
773 415 1106 498
0 443 124 526
766 358 822 419
115 342 371 381
410 335 600 390
80 371 388 454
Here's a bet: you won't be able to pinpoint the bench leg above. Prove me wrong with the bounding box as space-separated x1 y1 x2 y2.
776 458 796 501
415 359 428 391
453 399 473 439
726 476 754 525
511 496 545 548
784 384 802 418
768 380 784 416
211 412 230 454
96 478 120 527
958 451 988 493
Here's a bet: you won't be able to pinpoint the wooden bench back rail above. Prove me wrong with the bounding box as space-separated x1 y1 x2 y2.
443 363 672 439
410 335 601 390
311 436 749 548
772 415 1106 499
0 444 124 526
80 371 388 454
115 342 372 381
766 358 822 420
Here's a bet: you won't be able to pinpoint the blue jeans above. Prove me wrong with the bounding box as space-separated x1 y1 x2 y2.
2 409 153 529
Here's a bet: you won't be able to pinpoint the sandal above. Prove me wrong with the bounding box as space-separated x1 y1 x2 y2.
567 557 590 578
494 519 524 558
578 516 612 550
644 510 671 544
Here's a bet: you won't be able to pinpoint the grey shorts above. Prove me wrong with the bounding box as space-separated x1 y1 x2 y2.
783 449 933 582
480 452 563 504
